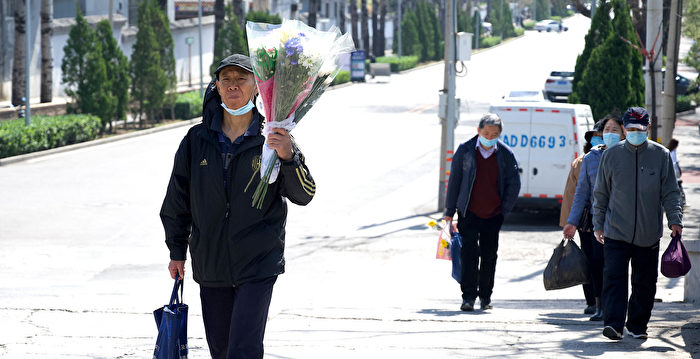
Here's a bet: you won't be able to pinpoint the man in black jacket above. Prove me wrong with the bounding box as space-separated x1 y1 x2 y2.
160 54 315 359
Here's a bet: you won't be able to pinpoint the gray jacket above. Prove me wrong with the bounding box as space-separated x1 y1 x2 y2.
592 140 683 247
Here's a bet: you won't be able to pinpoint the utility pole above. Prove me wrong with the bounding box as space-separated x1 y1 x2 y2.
646 0 663 142
198 0 204 98
438 0 458 211
25 0 31 125
660 0 683 146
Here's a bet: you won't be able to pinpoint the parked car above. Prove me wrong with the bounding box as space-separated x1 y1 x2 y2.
543 71 574 102
535 20 568 32
502 90 546 102
642 68 700 95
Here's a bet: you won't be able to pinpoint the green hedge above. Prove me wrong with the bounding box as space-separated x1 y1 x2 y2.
523 20 535 30
480 36 502 48
514 28 525 37
677 95 696 113
0 114 101 158
550 16 562 21
331 70 351 86
173 91 203 120
375 55 420 72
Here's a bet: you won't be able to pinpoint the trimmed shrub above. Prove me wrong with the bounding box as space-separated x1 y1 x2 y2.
550 16 562 21
514 28 525 36
677 95 696 113
375 55 420 72
0 115 101 158
331 70 351 86
523 19 535 30
173 91 204 120
480 36 502 48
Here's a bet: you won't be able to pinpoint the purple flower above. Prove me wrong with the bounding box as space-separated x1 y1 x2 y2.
284 37 304 60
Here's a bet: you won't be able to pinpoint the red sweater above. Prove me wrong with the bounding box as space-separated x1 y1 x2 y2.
467 150 502 219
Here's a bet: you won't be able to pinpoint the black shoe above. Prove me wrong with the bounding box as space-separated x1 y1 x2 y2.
603 326 623 340
480 298 492 310
460 300 474 312
626 329 648 339
589 308 603 321
584 305 596 314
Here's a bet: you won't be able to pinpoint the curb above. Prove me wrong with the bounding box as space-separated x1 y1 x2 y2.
0 117 201 166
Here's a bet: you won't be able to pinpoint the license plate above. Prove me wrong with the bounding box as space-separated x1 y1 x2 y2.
557 81 568 85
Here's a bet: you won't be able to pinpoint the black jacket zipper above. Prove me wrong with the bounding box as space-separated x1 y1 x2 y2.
632 149 638 244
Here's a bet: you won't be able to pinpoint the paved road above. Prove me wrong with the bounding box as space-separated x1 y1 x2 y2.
1 14 698 358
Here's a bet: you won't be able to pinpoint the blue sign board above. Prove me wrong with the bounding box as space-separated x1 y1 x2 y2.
350 50 366 82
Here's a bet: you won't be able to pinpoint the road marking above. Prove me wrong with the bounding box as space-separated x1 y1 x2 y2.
406 103 437 114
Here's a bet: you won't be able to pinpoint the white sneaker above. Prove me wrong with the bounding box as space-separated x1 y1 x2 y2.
626 329 648 339
603 326 623 340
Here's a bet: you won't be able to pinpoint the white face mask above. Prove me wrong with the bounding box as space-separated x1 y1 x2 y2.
221 100 254 116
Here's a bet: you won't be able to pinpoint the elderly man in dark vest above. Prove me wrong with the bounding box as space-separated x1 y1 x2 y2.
444 113 521 311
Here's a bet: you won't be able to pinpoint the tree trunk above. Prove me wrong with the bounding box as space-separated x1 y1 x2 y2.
371 1 378 55
41 0 53 103
569 0 591 17
12 1 26 107
339 0 346 33
214 0 224 46
361 0 369 51
485 0 491 21
233 0 244 27
351 0 359 48
378 0 386 56
309 0 317 27
0 0 5 100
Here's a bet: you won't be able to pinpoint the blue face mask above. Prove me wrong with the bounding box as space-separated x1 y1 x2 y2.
603 133 620 148
221 100 254 116
590 136 604 147
626 131 648 146
479 136 498 148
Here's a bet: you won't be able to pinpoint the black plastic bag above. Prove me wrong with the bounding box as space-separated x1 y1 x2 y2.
543 238 589 290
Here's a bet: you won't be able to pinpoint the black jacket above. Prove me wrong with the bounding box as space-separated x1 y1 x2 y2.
160 80 315 287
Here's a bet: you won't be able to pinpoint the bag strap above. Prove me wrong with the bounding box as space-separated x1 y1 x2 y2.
169 277 184 305
672 232 682 242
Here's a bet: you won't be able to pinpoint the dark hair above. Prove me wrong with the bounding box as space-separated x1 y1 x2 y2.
667 138 679 152
583 141 592 154
598 114 622 132
478 113 503 132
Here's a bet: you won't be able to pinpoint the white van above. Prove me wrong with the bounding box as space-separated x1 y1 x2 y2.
488 101 595 210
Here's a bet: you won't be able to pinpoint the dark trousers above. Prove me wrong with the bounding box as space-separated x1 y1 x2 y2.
199 276 277 359
579 230 604 302
458 211 504 302
602 238 659 334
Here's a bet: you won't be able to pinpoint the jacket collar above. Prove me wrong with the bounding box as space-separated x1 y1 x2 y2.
624 140 649 153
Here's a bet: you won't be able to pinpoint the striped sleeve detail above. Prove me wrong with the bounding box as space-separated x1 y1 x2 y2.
295 167 316 196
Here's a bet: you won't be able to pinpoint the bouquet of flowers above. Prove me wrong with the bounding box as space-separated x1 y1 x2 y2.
428 219 452 260
246 20 354 208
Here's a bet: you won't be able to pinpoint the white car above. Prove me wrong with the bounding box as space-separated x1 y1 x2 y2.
535 20 568 32
544 71 573 102
502 90 546 102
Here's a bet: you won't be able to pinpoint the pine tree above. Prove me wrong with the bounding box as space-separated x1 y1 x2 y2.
569 0 612 104
131 0 168 125
211 4 247 76
612 0 644 107
150 0 177 120
429 1 443 60
62 7 95 114
401 10 422 57
81 42 117 132
415 1 436 61
96 20 130 132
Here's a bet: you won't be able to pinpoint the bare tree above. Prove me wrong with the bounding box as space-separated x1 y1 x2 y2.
569 0 592 17
351 0 359 47
12 0 26 107
361 0 369 51
41 0 53 103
